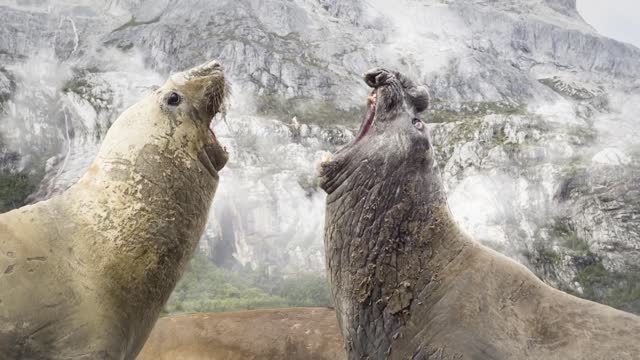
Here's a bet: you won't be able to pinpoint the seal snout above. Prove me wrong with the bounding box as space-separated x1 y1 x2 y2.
363 68 430 113
187 60 223 78
364 68 393 89
171 60 228 123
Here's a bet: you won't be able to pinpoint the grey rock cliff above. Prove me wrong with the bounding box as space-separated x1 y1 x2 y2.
0 0 639 313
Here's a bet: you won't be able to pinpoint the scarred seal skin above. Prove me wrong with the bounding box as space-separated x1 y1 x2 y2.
0 60 229 360
320 68 640 360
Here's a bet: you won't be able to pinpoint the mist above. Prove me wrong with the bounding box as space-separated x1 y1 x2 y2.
1 0 639 319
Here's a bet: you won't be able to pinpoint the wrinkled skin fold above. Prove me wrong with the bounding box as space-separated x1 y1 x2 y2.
320 68 640 360
0 60 228 360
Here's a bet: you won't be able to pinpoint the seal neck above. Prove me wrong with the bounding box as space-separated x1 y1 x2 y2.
62 143 217 353
324 158 469 357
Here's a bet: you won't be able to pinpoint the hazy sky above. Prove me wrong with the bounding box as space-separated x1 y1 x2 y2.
578 0 640 48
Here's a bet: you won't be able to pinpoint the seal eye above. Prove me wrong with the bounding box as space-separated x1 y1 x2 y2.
412 118 424 130
167 92 181 106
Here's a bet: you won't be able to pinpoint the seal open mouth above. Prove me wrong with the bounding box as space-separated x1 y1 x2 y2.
196 121 228 180
318 90 379 189
354 91 378 143
320 68 430 192
320 90 377 169
198 128 227 179
171 60 229 179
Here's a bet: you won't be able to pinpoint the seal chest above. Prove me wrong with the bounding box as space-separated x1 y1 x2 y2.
0 60 229 360
320 68 640 360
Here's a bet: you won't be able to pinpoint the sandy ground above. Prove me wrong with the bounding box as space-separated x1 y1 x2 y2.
137 307 346 360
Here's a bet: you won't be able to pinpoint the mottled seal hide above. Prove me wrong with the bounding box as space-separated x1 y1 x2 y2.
138 308 346 360
320 68 640 360
0 61 229 360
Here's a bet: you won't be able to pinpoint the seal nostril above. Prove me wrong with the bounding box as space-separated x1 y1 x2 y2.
364 68 392 88
412 118 424 130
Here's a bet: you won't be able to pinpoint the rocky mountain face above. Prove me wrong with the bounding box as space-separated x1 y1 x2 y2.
1 0 639 313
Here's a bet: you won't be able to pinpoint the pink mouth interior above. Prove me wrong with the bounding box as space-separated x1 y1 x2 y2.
354 91 377 143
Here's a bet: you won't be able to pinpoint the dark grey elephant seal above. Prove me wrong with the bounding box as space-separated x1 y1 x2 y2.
320 68 640 360
0 60 229 360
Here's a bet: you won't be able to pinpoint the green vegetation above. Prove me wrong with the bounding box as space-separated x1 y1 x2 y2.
61 77 91 95
61 75 113 109
0 172 36 213
526 218 639 313
538 78 596 101
550 220 590 254
0 67 16 107
608 274 640 310
525 238 640 313
575 263 609 298
527 241 562 266
111 14 162 33
163 254 332 315
255 94 365 126
438 117 483 145
426 101 526 123
0 157 45 213
575 262 640 312
0 135 45 213
115 43 134 51
163 254 284 314
564 125 598 146
277 273 332 307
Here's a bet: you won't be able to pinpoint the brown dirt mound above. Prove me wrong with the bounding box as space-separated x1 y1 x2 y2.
137 307 346 360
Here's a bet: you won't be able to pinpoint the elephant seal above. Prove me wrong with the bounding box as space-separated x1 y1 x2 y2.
0 60 229 360
319 68 640 360
138 308 346 360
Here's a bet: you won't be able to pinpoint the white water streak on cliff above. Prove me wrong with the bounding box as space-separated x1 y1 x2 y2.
53 106 72 183
64 17 79 56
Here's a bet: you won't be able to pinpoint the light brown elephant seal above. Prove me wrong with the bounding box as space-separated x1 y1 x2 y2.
138 308 346 360
319 68 640 360
0 60 229 360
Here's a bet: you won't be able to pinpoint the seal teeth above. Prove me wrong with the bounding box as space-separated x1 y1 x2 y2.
368 93 377 106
